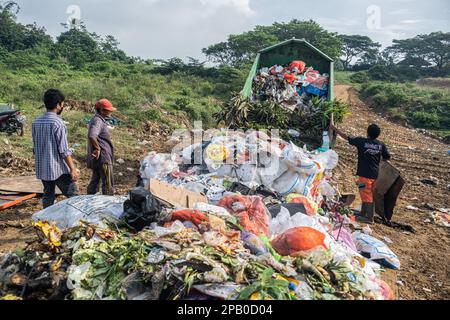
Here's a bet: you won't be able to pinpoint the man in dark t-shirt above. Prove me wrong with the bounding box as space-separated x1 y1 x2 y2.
331 124 391 224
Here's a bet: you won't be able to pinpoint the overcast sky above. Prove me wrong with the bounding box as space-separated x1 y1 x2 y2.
15 0 450 60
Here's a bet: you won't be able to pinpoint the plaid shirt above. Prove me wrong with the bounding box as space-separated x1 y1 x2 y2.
32 112 72 181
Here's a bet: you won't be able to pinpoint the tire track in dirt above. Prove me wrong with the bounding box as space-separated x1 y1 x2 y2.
334 85 450 300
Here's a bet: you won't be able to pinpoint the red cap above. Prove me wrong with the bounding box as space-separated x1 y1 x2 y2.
95 99 116 112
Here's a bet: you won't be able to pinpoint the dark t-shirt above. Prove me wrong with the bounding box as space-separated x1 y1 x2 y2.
348 136 391 179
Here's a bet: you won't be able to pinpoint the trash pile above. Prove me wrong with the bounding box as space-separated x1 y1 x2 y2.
0 131 399 300
218 60 348 149
252 61 330 109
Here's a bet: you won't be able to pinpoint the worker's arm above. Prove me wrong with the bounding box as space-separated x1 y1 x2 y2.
330 124 349 141
382 143 391 161
64 155 79 181
89 136 101 159
88 118 102 160
55 124 79 181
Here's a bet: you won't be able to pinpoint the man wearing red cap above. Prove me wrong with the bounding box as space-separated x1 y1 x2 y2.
87 99 117 195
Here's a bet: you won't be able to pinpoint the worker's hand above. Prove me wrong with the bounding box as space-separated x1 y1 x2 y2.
71 168 80 182
91 149 101 160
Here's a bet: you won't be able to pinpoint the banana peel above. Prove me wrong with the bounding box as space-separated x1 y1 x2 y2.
34 221 62 250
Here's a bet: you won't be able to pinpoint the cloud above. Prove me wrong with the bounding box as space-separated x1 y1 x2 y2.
400 19 422 24
199 0 255 17
389 9 414 15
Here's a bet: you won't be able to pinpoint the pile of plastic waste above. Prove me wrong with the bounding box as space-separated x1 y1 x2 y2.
252 61 330 111
218 60 347 149
0 131 400 300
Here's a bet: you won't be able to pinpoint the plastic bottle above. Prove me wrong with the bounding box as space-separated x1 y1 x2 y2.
319 131 330 152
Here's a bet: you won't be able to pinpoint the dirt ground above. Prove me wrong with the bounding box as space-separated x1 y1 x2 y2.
333 85 450 300
0 85 449 300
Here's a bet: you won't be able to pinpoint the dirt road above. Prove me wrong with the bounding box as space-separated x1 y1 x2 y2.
333 85 450 300
0 85 449 299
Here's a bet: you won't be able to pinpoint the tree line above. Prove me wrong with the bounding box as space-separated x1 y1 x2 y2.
1 1 449 80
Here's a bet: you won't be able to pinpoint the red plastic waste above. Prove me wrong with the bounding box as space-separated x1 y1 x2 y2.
218 195 269 236
171 209 209 227
284 73 296 84
289 60 306 74
271 227 327 256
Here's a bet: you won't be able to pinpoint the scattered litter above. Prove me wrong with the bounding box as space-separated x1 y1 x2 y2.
430 212 450 228
406 205 419 211
116 158 125 164
382 236 393 244
420 179 438 187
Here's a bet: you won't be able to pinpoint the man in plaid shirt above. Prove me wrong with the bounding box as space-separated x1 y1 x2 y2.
32 89 80 208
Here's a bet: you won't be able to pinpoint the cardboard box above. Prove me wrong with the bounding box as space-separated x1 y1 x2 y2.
149 179 208 209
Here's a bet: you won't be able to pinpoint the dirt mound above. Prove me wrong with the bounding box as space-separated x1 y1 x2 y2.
64 99 95 113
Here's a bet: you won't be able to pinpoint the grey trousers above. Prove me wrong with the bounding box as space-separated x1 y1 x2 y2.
87 163 114 195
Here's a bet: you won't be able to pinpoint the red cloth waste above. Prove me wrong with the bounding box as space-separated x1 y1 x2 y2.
271 227 327 256
218 195 269 236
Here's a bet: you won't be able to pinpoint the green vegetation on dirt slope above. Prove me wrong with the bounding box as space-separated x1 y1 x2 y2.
336 71 450 136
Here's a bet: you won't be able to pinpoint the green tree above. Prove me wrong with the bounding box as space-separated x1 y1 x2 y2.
0 1 52 52
339 35 381 70
203 20 342 66
386 32 450 71
101 35 129 62
55 24 104 68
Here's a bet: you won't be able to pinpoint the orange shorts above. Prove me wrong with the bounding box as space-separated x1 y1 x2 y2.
357 177 376 203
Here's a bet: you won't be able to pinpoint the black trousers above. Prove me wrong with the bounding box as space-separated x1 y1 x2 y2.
42 174 79 208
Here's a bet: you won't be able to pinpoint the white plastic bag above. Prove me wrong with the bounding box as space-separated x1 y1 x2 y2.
140 152 178 182
312 150 339 170
32 195 126 229
193 203 231 218
352 232 401 270
258 160 288 187
271 171 301 195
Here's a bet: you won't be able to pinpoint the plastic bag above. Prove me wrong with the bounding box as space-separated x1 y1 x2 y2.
269 208 329 237
271 171 302 195
332 227 357 253
258 160 288 187
312 150 339 170
218 195 270 236
289 60 306 74
286 194 319 216
352 232 401 270
140 152 178 183
32 195 126 230
193 203 231 218
283 143 320 175
123 188 163 231
271 227 327 256
240 231 268 255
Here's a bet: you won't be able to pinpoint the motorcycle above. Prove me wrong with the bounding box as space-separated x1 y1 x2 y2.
0 108 26 136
